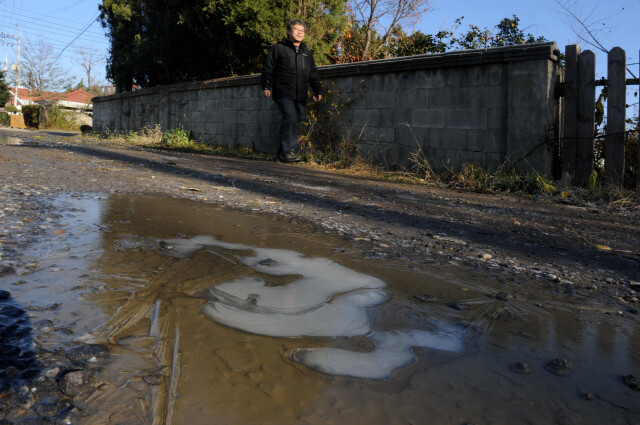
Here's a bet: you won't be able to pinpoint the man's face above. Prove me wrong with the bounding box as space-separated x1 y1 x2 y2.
288 24 305 44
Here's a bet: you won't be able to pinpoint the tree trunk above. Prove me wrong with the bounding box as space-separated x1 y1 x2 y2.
362 0 377 60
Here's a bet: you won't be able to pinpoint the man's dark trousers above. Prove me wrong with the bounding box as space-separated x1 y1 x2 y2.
274 97 305 154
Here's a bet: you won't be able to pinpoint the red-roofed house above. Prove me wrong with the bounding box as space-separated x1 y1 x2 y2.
8 87 95 110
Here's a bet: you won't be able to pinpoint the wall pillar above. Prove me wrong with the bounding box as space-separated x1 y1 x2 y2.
506 59 558 175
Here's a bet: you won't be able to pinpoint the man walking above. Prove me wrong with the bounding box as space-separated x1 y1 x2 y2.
262 19 323 163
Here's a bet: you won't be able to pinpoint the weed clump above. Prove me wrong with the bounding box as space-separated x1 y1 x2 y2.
448 164 557 195
300 83 365 169
83 124 269 160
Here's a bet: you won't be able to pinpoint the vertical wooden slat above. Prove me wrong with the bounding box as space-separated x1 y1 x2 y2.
562 45 580 182
553 66 563 179
575 50 596 185
605 47 626 185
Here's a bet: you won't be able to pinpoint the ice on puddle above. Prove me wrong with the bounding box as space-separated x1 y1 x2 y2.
202 288 389 337
289 328 464 379
141 235 464 379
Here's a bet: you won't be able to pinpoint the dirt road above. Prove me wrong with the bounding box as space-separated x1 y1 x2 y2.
1 127 639 309
2 127 640 424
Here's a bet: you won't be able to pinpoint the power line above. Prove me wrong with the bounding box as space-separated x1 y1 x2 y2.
0 8 106 37
0 19 108 43
44 0 85 17
51 11 100 66
0 10 106 39
14 29 106 52
16 0 21 27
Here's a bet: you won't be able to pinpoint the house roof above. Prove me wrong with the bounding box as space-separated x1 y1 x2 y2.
9 87 95 104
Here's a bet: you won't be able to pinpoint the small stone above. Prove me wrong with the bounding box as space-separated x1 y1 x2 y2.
258 258 276 266
1 305 25 318
511 362 532 374
142 374 162 385
0 265 16 277
13 385 36 410
158 241 175 252
64 345 107 362
56 406 81 425
445 301 468 311
583 393 594 400
546 358 572 376
0 289 10 300
480 253 492 260
622 375 640 391
44 367 62 379
3 365 20 379
412 294 436 303
58 371 90 397
495 292 510 301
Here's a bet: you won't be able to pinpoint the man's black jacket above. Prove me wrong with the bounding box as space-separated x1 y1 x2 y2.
261 38 323 102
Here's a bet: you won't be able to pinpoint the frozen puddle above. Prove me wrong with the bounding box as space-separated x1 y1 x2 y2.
290 328 463 379
7 195 639 425
128 235 464 378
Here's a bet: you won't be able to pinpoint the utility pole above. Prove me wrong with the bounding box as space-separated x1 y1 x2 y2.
0 31 21 107
14 31 21 108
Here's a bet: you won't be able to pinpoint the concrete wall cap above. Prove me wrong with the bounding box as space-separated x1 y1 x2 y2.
94 42 559 102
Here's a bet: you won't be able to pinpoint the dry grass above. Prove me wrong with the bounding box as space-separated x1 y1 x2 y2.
81 124 638 207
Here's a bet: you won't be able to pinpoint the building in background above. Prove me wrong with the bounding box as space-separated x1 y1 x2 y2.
7 87 94 110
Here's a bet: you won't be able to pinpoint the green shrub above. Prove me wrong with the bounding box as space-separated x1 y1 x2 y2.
162 127 193 148
41 107 80 131
5 105 18 113
22 105 40 128
451 164 557 195
0 112 9 126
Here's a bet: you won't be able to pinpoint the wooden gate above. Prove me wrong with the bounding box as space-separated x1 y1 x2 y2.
559 44 639 187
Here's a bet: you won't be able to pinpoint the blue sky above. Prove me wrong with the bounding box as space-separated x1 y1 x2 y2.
420 0 639 80
0 0 638 87
0 0 108 86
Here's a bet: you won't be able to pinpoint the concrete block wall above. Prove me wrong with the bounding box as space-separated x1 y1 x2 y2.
93 42 560 174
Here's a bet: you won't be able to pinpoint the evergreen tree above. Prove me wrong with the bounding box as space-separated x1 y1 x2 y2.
100 0 347 92
492 15 547 46
392 29 449 57
0 71 11 107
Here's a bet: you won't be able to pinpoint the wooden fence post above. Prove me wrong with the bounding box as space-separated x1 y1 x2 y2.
562 45 580 183
605 47 626 185
575 50 596 185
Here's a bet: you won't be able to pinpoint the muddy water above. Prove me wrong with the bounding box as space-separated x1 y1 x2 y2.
5 194 639 424
0 135 23 145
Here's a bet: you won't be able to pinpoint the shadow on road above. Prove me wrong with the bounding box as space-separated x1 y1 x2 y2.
20 140 640 280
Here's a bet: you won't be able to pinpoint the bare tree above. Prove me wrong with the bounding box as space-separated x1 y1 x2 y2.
350 0 432 60
554 0 636 77
74 47 105 90
16 37 73 100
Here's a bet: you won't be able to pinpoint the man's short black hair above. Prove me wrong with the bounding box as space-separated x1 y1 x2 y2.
287 19 306 30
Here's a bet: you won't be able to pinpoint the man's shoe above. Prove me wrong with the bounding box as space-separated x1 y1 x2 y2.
278 150 300 163
284 151 301 162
